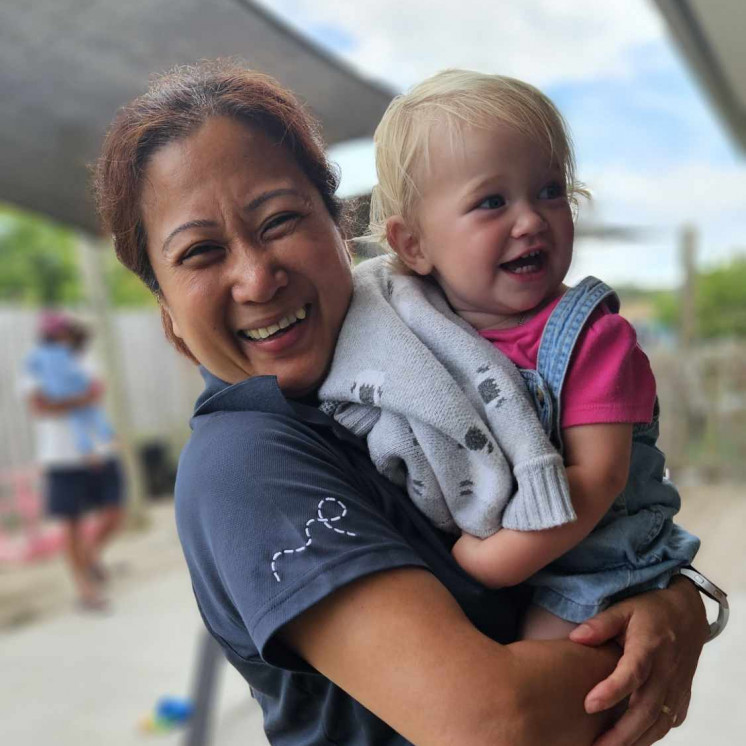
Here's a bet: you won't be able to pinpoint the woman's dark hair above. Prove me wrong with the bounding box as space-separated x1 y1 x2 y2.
94 60 343 360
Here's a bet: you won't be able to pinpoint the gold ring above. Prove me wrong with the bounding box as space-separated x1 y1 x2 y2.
661 704 674 717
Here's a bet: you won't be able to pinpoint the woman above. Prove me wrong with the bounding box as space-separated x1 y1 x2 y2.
95 61 708 745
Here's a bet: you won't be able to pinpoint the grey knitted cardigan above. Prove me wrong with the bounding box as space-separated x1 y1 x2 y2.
318 256 575 537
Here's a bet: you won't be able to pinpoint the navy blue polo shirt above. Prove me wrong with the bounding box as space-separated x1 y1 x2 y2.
176 370 528 745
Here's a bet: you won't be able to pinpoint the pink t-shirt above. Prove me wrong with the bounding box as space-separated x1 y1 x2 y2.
479 295 656 429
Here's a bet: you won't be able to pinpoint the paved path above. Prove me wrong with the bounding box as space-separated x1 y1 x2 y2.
1 486 744 745
0 561 267 746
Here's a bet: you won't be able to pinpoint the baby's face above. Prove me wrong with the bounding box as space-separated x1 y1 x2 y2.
405 123 574 330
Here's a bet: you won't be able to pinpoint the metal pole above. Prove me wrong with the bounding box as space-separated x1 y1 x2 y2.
75 232 148 528
184 632 223 746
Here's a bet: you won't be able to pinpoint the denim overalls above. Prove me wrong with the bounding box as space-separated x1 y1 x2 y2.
519 277 700 623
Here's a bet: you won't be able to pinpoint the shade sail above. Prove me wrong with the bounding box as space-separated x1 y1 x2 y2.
654 0 746 152
0 0 394 233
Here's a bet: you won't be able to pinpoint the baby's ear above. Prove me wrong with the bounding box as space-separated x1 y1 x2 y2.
386 216 433 275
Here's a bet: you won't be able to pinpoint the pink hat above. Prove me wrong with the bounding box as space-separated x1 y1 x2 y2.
38 311 73 338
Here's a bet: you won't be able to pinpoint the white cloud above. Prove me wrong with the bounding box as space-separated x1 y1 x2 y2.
587 163 746 223
257 0 665 90
572 162 746 286
327 138 377 198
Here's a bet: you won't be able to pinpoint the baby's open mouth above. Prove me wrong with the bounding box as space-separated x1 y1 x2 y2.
238 305 309 342
500 250 545 274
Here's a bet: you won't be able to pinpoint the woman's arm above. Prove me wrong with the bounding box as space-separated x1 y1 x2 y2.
282 568 707 746
28 382 102 415
453 424 632 587
282 566 621 746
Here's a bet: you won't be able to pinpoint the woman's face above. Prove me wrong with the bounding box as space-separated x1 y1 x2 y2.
141 117 353 396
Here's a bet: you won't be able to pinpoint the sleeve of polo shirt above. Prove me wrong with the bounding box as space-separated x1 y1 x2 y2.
177 410 429 670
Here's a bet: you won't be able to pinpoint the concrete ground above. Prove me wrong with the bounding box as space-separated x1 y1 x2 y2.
1 486 745 745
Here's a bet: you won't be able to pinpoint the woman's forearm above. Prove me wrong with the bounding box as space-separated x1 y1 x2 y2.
282 567 621 745
503 638 622 745
29 386 100 415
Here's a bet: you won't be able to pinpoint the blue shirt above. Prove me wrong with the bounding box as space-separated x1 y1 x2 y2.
176 370 528 745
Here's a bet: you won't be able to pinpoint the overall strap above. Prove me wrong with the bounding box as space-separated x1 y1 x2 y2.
536 277 619 444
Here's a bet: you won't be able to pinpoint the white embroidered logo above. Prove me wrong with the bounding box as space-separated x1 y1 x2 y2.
271 497 357 582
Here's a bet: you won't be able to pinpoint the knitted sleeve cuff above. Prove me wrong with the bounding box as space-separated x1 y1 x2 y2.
501 455 576 530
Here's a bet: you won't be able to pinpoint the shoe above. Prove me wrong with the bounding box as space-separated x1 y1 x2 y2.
89 563 109 583
76 595 111 613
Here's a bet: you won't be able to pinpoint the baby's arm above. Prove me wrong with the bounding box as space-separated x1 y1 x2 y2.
452 423 632 588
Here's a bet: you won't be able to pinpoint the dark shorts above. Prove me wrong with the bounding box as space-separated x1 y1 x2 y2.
46 459 124 519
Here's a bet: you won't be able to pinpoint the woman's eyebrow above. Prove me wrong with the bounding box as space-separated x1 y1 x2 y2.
245 187 304 211
162 219 218 255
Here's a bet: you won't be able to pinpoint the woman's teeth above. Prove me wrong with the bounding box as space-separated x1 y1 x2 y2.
241 305 307 341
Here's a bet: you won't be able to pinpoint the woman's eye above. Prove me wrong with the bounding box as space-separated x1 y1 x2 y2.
477 195 506 210
181 243 222 263
262 212 300 238
539 182 565 200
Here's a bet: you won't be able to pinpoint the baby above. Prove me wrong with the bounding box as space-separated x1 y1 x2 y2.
322 69 699 639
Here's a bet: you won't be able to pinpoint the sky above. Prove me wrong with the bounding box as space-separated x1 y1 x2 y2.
257 0 746 288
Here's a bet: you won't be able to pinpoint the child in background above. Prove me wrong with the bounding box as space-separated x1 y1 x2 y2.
26 313 114 461
322 70 700 639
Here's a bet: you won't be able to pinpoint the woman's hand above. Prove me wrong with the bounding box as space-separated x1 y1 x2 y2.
569 576 708 746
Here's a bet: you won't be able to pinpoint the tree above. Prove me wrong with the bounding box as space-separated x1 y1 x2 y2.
0 205 82 305
653 255 746 339
0 204 154 307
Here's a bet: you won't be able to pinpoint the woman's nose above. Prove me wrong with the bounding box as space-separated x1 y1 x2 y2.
511 203 547 239
229 249 289 304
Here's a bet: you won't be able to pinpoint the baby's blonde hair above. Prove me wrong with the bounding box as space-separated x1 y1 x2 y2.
367 69 587 265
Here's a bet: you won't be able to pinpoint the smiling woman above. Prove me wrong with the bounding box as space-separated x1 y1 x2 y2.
94 61 709 746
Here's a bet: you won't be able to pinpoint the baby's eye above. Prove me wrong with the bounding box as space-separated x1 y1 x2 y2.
539 181 565 200
477 195 506 210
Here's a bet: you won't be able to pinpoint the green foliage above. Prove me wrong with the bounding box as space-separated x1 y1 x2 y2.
0 204 155 307
651 255 746 339
0 205 83 305
651 289 678 329
696 256 746 338
106 259 157 307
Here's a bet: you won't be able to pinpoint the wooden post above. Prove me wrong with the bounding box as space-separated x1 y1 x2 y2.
76 233 148 529
676 224 698 478
679 224 697 348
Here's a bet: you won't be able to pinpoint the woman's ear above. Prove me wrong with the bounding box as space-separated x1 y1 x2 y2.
386 216 432 275
158 298 198 364
160 301 182 340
